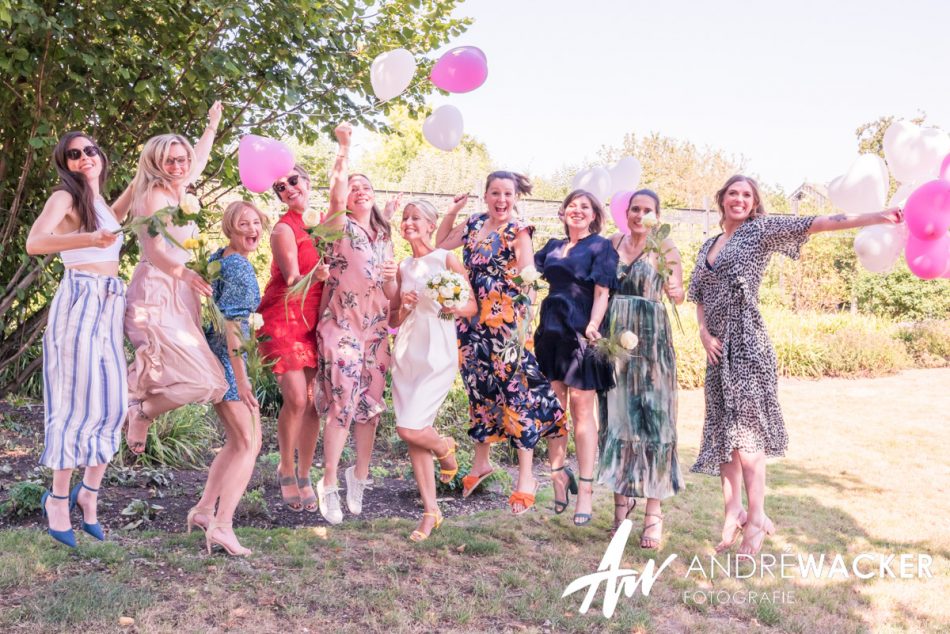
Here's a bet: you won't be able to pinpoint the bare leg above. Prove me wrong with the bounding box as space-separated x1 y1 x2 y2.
276 369 310 507
571 388 598 520
74 463 108 525
640 497 663 548
321 418 349 488
737 450 769 555
469 441 493 478
510 448 537 513
352 415 378 481
715 450 748 552
294 368 320 510
399 428 440 538
45 468 74 532
548 381 571 506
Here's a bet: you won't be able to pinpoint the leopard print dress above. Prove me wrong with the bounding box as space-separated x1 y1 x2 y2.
687 215 815 476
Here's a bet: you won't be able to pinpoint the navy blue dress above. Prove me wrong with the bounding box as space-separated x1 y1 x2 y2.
534 234 619 390
205 248 261 402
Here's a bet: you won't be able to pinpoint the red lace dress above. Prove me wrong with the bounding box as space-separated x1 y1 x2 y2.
257 210 323 374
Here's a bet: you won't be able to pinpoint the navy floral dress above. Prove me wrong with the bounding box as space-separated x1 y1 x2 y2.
457 214 566 449
205 248 261 402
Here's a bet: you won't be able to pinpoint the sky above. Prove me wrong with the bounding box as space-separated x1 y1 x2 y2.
404 0 950 192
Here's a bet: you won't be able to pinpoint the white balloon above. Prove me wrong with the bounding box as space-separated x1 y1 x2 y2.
853 224 908 273
607 156 641 191
827 154 888 214
917 128 950 180
370 48 416 102
889 181 918 208
883 121 950 184
571 167 612 203
422 105 463 151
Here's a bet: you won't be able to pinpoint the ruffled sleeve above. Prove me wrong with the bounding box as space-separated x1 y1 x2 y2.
758 215 816 259
504 219 534 245
587 236 619 289
687 238 714 304
214 255 261 322
535 239 559 274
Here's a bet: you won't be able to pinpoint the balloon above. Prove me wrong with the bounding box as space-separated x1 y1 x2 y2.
609 190 634 234
370 48 417 102
827 154 889 214
430 46 488 93
853 224 907 274
883 121 950 183
607 157 642 191
238 135 295 193
571 167 611 204
889 182 918 208
905 233 950 280
903 177 950 240
422 105 464 151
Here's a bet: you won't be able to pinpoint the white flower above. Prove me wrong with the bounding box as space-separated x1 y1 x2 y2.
439 285 455 299
518 265 541 284
443 298 457 307
619 331 638 350
641 212 659 229
424 287 440 301
180 193 201 215
249 312 264 330
301 208 320 228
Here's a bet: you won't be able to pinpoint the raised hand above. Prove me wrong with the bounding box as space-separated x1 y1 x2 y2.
207 101 223 130
384 193 405 220
334 122 353 148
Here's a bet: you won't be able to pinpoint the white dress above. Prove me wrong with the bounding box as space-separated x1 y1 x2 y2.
391 249 459 429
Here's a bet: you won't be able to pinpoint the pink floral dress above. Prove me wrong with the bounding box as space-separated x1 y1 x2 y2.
315 218 393 427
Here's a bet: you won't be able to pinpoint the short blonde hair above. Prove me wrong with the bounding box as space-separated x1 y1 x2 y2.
221 200 270 238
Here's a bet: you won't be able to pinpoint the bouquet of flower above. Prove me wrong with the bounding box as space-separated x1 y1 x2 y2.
117 193 202 249
594 329 639 363
425 270 470 320
233 312 273 387
285 209 346 323
639 211 684 332
510 265 545 368
182 236 227 334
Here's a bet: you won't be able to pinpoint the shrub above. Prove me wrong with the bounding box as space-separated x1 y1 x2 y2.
898 320 950 368
238 487 271 520
1 480 45 517
117 404 219 470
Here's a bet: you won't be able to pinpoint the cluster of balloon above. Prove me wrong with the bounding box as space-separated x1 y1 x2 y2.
238 135 295 193
422 46 488 152
571 157 643 233
834 120 950 278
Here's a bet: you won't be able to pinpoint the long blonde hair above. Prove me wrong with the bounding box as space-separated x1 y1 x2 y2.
129 134 196 216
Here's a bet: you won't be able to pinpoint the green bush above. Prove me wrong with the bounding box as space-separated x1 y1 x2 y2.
1 480 45 517
117 404 219 470
853 264 950 321
238 486 271 520
898 320 950 367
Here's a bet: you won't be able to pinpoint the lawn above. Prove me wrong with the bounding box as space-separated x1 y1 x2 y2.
0 368 947 633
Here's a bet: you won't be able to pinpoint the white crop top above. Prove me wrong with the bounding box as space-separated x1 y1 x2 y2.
60 199 123 266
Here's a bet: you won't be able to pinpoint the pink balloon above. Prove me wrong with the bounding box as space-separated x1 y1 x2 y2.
430 46 488 93
903 178 950 240
238 135 295 193
905 233 950 280
609 191 633 234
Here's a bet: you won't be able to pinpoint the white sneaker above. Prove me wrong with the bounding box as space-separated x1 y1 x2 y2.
344 465 373 515
316 479 343 525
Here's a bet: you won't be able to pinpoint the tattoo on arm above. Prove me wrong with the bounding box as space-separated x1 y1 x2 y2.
828 214 847 222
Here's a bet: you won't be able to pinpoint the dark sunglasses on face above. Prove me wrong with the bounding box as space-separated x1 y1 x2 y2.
65 146 100 161
274 174 303 193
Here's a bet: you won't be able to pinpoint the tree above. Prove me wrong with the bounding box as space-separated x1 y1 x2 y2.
0 0 469 394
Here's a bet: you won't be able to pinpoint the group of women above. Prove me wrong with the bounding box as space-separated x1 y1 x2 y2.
28 104 904 556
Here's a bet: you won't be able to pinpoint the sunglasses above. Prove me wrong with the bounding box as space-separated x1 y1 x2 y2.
164 155 191 167
274 174 303 193
65 146 100 161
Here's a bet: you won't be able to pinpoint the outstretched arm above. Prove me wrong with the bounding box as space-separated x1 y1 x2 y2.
325 122 351 231
26 191 118 255
191 101 223 182
435 194 470 250
808 207 902 234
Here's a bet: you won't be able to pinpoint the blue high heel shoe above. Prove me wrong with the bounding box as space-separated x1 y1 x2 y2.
41 491 76 548
69 482 105 541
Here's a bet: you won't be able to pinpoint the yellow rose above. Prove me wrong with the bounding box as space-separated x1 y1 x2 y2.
180 193 201 215
182 238 200 249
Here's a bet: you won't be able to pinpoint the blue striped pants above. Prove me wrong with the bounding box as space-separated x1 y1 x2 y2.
40 269 128 469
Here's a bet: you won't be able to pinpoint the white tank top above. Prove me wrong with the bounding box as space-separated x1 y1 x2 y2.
60 198 123 266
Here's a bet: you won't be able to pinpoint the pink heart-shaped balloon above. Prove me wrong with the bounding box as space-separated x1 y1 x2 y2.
430 46 488 93
905 233 950 280
903 177 950 240
239 135 295 193
609 190 634 234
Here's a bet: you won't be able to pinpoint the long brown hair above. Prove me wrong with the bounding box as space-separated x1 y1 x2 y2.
52 132 109 232
348 173 391 241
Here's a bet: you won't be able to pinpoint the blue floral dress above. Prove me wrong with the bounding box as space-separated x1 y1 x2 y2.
205 248 261 402
457 214 566 449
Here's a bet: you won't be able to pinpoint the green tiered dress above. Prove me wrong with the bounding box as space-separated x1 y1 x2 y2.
597 254 683 499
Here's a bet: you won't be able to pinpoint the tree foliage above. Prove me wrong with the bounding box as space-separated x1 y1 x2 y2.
0 0 469 394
